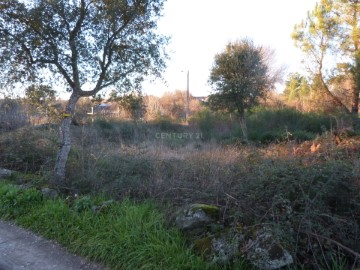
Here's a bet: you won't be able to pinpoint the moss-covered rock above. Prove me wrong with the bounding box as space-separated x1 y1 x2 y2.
194 230 245 266
190 204 220 219
175 203 220 231
246 227 293 270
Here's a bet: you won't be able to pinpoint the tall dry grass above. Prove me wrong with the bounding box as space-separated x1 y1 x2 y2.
0 118 359 268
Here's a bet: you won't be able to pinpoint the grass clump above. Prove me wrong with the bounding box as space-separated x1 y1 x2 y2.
0 184 43 218
0 183 212 270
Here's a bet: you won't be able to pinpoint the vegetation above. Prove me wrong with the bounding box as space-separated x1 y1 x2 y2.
208 39 280 142
0 0 359 269
292 0 360 116
24 84 61 123
0 183 212 270
109 91 146 121
0 98 28 131
0 108 359 268
0 0 168 188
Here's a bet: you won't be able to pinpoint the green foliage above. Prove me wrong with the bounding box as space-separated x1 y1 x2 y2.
0 184 43 218
189 108 332 143
0 183 209 270
92 155 155 198
208 39 280 142
208 39 276 115
283 73 311 102
110 91 146 120
25 84 56 110
0 0 168 92
0 0 169 187
247 108 332 142
1 120 360 268
93 118 114 130
73 196 93 212
191 110 215 141
92 118 116 140
292 0 360 114
154 116 182 132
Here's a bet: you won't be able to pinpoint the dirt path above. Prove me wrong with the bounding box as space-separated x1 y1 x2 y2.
0 220 106 270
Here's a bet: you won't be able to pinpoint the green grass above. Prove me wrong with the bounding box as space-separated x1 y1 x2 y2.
0 182 215 270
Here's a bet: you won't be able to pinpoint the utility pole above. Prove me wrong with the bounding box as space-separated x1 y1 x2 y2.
186 70 189 123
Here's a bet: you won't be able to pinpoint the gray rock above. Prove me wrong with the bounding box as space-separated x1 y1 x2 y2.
0 168 12 179
41 188 59 199
246 228 293 270
210 232 244 265
194 230 245 265
175 204 219 230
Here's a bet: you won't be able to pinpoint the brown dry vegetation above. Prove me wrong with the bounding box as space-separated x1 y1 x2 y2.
1 95 360 268
0 117 359 268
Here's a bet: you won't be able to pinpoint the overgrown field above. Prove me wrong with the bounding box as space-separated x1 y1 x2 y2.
0 109 359 269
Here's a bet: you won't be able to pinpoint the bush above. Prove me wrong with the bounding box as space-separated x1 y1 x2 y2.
0 184 43 218
0 99 29 131
190 110 215 141
245 108 333 143
153 116 182 132
0 127 57 172
117 121 136 142
232 159 359 268
291 130 316 142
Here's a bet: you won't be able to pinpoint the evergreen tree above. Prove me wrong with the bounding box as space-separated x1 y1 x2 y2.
208 39 278 142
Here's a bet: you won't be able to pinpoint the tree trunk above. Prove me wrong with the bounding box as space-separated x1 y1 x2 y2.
239 113 249 144
317 73 350 114
351 55 360 116
351 82 359 115
53 92 80 189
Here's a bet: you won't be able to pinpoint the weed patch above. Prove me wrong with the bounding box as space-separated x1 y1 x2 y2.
0 183 213 270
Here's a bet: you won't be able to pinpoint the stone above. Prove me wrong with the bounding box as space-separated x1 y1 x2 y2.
0 168 12 179
194 230 245 265
41 188 59 199
210 232 244 265
175 203 220 231
246 228 293 270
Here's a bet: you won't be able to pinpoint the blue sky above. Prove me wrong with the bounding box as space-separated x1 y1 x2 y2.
143 0 319 97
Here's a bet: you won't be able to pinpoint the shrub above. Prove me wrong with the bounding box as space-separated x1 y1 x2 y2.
117 121 136 142
245 108 333 143
153 116 182 132
73 196 93 212
0 184 43 218
191 110 215 140
0 127 57 172
0 99 29 131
